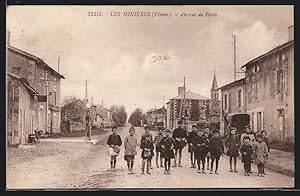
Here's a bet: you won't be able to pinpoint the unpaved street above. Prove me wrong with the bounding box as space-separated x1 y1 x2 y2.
7 124 294 189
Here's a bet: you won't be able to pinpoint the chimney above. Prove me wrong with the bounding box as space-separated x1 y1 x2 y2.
7 31 11 46
288 25 294 41
178 87 186 97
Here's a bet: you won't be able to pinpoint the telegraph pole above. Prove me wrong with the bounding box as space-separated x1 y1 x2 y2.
233 35 237 81
85 80 88 102
57 56 60 73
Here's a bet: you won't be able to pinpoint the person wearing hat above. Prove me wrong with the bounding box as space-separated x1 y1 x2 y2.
253 134 269 177
107 126 122 171
239 136 254 176
193 129 209 174
225 127 240 172
172 120 188 167
187 125 198 168
85 109 92 140
159 129 175 175
208 130 224 175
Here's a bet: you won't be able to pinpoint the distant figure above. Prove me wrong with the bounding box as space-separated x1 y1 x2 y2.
124 127 138 174
172 120 187 167
107 126 122 171
85 110 92 140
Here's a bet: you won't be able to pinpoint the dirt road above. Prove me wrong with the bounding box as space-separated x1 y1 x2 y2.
7 124 294 189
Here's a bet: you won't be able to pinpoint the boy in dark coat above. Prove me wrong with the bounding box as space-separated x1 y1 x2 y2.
160 129 175 175
193 130 209 174
107 126 122 170
187 125 198 168
208 130 224 175
225 127 240 172
240 136 254 176
172 120 188 167
140 126 154 169
140 134 154 174
203 127 212 170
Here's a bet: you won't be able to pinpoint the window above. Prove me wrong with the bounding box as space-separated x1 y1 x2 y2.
257 112 262 131
277 70 284 93
237 89 242 107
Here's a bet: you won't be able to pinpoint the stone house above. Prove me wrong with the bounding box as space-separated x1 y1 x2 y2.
7 45 65 135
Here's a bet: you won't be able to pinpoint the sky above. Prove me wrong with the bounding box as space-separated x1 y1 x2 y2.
7 5 294 115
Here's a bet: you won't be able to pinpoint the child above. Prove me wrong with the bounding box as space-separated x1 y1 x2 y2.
187 125 198 168
208 130 224 175
107 126 122 170
140 134 154 174
225 127 240 172
254 134 269 177
154 128 165 168
124 127 138 174
193 130 209 174
140 126 154 169
159 129 175 175
260 130 270 175
240 136 254 176
172 120 188 167
203 127 212 170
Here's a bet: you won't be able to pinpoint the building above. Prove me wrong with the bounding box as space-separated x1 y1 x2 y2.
145 107 167 128
242 31 294 143
7 72 38 146
219 78 246 135
95 106 113 128
166 74 221 131
7 44 65 140
219 26 294 143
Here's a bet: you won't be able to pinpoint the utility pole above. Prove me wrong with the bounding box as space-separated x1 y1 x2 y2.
85 80 88 102
163 96 164 108
57 56 60 73
179 76 186 121
233 35 236 81
45 71 49 133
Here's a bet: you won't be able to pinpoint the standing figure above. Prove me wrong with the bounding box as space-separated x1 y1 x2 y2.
253 134 269 177
124 127 138 174
203 127 212 170
85 109 92 140
154 128 165 168
140 134 154 174
172 120 188 167
260 130 270 175
193 130 209 174
187 125 198 168
160 129 175 175
208 130 224 175
225 127 240 172
107 126 122 170
240 126 255 173
140 126 154 169
240 136 254 176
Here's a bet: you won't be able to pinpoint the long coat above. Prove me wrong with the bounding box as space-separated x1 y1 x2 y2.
208 137 224 160
225 134 240 157
240 143 254 164
159 137 175 159
192 135 209 160
124 135 138 156
140 140 154 159
253 141 268 164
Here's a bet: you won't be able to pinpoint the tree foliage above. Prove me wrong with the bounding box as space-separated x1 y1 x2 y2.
110 105 127 127
128 108 145 127
61 96 86 123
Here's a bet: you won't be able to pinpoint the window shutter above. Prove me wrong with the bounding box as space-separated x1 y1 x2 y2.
236 90 239 108
283 69 287 92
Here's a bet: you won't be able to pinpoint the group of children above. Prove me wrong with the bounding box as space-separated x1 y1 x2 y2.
107 124 270 177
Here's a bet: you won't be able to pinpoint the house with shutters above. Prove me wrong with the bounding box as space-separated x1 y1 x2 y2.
7 43 65 145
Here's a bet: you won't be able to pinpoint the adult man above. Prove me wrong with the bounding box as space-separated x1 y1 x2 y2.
85 109 92 140
172 120 188 167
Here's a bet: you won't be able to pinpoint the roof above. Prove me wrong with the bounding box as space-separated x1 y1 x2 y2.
7 72 38 95
219 78 245 90
171 91 210 100
241 40 294 68
211 73 218 91
7 45 65 79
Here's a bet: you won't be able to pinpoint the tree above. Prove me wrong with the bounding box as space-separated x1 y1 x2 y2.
128 108 144 127
110 105 128 127
61 96 86 123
